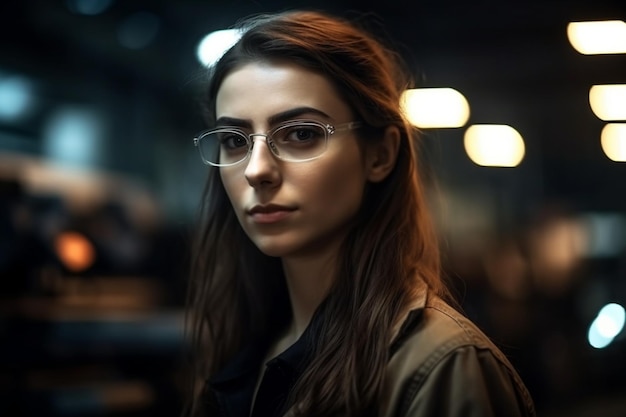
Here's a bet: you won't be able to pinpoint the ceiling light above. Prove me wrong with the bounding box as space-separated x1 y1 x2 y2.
400 88 470 128
601 123 626 162
589 84 626 121
567 20 626 54
464 124 525 167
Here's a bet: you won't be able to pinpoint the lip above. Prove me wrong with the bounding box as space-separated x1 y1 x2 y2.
247 204 296 224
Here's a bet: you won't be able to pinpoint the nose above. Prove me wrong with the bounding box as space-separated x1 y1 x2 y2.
244 135 281 188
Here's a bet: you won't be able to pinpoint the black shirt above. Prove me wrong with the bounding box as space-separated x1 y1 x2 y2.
204 308 424 417
201 289 535 417
205 315 318 417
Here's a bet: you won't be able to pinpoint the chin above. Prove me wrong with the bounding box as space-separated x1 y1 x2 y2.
251 234 336 260
257 248 287 258
253 241 295 258
249 234 309 258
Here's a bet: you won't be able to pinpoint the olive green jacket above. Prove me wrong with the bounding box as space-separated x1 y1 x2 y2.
205 284 536 417
381 289 536 417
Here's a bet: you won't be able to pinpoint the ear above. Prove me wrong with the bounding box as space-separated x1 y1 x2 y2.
365 125 401 183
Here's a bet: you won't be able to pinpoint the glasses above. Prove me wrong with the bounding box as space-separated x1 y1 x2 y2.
193 119 362 167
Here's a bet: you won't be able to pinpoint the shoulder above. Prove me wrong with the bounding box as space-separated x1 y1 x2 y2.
383 293 536 417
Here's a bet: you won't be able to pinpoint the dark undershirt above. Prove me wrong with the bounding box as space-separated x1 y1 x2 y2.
205 311 316 417
205 308 423 417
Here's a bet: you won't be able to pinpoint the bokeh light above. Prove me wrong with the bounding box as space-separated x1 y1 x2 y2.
589 85 626 121
196 29 243 67
43 106 103 168
65 0 113 16
400 88 470 128
588 303 626 348
0 75 34 121
54 231 96 272
117 12 160 49
463 124 525 167
567 20 626 55
600 123 626 162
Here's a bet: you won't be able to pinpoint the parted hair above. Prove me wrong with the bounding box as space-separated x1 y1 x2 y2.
186 10 447 417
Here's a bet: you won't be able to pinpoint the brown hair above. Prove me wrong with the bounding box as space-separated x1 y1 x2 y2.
186 10 447 416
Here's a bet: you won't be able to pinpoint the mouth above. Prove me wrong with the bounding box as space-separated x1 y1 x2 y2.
247 204 296 224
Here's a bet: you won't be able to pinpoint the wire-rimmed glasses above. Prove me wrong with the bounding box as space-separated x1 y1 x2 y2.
193 119 362 167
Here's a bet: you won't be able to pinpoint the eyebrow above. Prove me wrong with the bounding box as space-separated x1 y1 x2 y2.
215 106 332 128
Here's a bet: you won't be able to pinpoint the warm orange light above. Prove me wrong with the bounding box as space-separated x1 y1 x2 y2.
54 231 96 272
528 216 586 296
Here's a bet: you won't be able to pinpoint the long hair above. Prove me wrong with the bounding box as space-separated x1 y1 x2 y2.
186 10 447 416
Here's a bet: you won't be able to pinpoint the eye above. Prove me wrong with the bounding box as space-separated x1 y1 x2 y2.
278 124 326 144
217 132 248 150
291 127 317 141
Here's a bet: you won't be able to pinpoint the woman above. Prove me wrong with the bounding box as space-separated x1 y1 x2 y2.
186 10 535 417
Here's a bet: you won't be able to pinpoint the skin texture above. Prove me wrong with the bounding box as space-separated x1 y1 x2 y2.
217 61 370 261
217 60 400 343
217 61 380 338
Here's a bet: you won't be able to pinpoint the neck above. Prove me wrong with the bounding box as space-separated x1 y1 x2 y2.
281 247 337 341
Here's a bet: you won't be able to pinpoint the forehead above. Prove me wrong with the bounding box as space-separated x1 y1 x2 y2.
215 61 352 124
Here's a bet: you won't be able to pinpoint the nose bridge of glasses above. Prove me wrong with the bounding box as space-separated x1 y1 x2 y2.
248 132 269 143
246 132 281 159
248 132 281 155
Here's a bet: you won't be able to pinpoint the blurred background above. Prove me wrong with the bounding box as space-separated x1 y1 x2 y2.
1 0 625 416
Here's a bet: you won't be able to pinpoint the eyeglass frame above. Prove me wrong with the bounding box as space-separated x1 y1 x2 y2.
193 119 363 167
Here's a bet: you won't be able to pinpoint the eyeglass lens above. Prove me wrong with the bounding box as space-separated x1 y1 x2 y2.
197 122 328 165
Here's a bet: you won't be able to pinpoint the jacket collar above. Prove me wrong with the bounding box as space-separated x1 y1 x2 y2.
389 281 429 356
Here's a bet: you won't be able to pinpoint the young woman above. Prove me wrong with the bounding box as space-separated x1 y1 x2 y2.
186 10 535 417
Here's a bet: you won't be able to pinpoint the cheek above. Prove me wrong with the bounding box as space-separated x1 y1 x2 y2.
299 155 367 214
219 170 244 210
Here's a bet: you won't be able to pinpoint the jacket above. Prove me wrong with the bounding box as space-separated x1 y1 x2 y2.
381 288 536 417
205 286 536 416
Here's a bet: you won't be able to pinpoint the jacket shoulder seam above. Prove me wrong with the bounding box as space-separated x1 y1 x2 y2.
393 305 536 416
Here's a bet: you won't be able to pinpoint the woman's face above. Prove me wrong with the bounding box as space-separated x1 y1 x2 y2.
216 61 371 259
